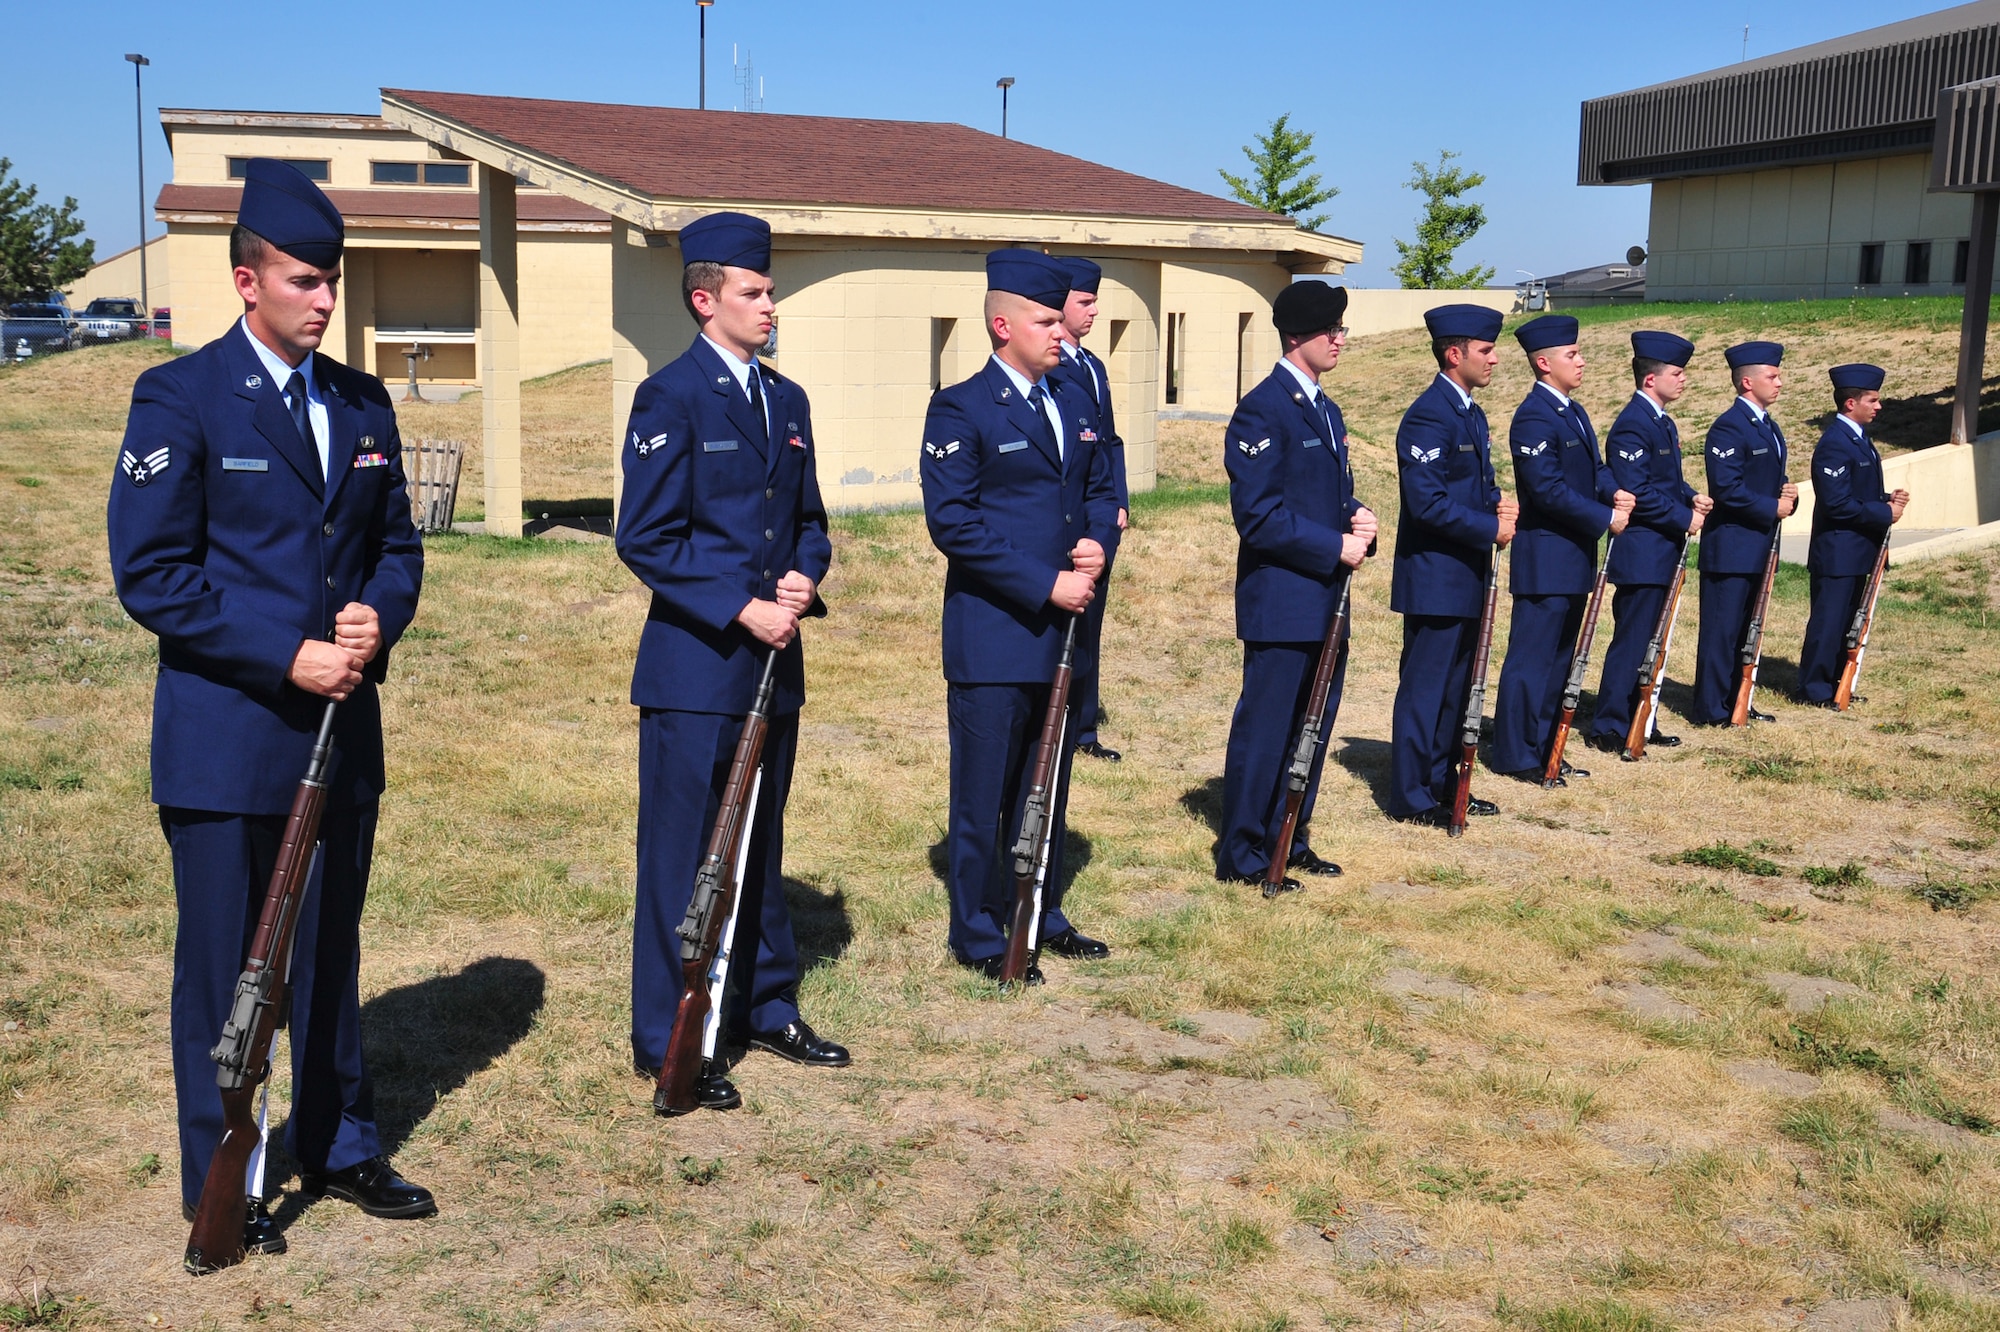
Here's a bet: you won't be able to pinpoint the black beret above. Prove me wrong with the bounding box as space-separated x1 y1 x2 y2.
1273 280 1348 335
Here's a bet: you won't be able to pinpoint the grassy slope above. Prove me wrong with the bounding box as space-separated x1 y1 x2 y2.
0 317 1998 1330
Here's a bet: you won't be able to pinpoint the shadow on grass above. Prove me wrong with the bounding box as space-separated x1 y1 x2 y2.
925 830 1095 899
784 876 854 972
269 956 545 1224
1177 776 1225 837
1335 736 1397 816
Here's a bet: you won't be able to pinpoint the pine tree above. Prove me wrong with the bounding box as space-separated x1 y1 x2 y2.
0 159 94 307
1390 151 1495 290
1218 114 1339 233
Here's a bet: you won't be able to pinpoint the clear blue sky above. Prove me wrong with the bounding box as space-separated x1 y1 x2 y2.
15 0 1944 287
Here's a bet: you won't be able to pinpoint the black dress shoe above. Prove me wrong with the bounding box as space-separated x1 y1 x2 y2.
960 954 1045 986
1510 767 1563 787
1393 808 1446 827
1584 733 1624 754
651 1057 742 1115
1748 706 1776 723
750 1019 851 1067
1287 847 1343 877
1219 869 1303 896
181 1197 287 1258
1651 732 1682 747
1801 697 1839 710
301 1157 436 1219
1075 740 1121 762
1042 927 1110 959
1559 759 1588 779
1467 796 1500 817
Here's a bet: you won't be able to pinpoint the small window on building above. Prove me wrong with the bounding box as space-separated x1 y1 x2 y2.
424 162 470 186
1858 243 1884 286
229 157 328 181
1165 313 1186 406
1956 239 1973 285
371 161 421 185
1906 241 1933 286
1107 319 1128 359
930 317 955 393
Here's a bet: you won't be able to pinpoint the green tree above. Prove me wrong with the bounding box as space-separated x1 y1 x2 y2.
1390 150 1495 290
1218 113 1339 232
0 159 94 306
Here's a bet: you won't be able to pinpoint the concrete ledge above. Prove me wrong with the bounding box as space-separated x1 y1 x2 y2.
1888 519 2000 564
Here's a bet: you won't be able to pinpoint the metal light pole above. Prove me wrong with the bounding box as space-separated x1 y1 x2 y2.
996 77 1015 138
125 53 151 337
698 0 714 110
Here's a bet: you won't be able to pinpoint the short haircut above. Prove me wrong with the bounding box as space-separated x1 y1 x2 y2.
682 261 728 321
229 224 274 273
985 289 1042 348
1835 388 1865 414
1432 336 1470 370
1632 356 1666 389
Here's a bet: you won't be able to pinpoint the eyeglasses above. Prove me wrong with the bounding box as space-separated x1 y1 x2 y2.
1325 325 1350 339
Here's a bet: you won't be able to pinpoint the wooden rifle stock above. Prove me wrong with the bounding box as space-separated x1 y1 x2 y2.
1450 557 1501 838
1543 536 1615 787
1001 617 1079 985
1730 518 1785 727
1268 570 1351 895
185 701 339 1276
1834 533 1892 711
1624 535 1690 761
656 651 779 1116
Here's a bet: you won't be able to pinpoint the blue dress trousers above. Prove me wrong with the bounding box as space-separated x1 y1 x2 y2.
1692 399 1789 724
1799 420 1893 701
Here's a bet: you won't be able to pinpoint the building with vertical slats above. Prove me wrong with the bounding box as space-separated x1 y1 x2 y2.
1578 2 2000 301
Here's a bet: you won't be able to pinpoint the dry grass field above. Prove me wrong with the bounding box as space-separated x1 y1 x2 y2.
2 302 1999 1332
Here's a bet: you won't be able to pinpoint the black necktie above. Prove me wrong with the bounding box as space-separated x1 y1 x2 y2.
745 369 770 450
1028 384 1060 460
1084 351 1105 410
285 371 319 471
1316 395 1336 452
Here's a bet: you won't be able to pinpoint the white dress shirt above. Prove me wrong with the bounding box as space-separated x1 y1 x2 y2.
702 333 771 438
241 316 329 478
990 354 1064 461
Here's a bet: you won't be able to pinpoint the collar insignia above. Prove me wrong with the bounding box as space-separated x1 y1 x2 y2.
245 374 262 390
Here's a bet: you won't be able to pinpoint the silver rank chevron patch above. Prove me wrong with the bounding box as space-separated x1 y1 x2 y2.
121 446 170 487
1711 446 1737 458
633 431 667 458
1237 438 1272 457
1618 447 1645 462
1823 465 1847 477
1408 444 1444 464
1517 440 1550 457
923 440 960 459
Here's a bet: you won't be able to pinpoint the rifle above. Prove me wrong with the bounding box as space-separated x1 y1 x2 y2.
1268 569 1352 897
1624 534 1690 761
655 651 778 1117
1729 514 1786 727
1543 536 1615 787
1449 556 1501 839
1834 532 1892 711
186 701 339 1276
1002 616 1079 985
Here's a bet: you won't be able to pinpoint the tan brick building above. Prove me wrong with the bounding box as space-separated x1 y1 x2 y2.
132 92 1359 532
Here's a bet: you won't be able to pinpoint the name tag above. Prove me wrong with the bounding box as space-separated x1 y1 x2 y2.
997 440 1029 455
703 439 739 453
1302 435 1324 449
1749 445 1769 455
221 457 268 472
1858 456 1875 467
1456 443 1475 453
1561 438 1582 449
1655 448 1673 456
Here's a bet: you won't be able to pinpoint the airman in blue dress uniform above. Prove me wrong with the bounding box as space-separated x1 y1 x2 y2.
1798 364 1908 705
1587 331 1713 753
1387 304 1518 825
922 250 1123 982
1049 257 1129 764
1217 281 1377 890
615 212 848 1113
1488 316 1633 782
107 159 430 1252
1690 341 1800 725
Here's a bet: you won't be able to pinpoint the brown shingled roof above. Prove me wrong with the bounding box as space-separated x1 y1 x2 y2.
383 88 1284 224
155 183 610 227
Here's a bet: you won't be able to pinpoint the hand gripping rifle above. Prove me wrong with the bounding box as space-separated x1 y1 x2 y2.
656 651 778 1116
1834 532 1892 711
1268 569 1351 896
1730 511 1786 727
1625 534 1690 761
1543 536 1615 787
1449 556 1502 838
185 701 338 1276
1002 616 1080 985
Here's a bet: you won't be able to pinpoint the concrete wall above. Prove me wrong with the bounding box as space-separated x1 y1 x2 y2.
1647 153 1976 302
64 236 169 309
1157 261 1289 415
1341 288 1520 338
1784 431 2000 538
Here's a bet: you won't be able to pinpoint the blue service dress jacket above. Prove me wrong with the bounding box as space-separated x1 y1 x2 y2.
920 358 1122 683
1604 394 1696 587
615 337 833 716
1391 375 1501 618
1050 343 1129 508
1226 364 1367 641
1506 384 1615 596
1807 421 1894 577
107 321 424 814
1700 398 1789 575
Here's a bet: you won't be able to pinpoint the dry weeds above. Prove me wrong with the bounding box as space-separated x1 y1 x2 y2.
1 317 1998 1330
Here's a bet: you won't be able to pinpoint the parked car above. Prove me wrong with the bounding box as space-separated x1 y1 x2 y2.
77 297 146 344
3 303 80 361
152 307 171 339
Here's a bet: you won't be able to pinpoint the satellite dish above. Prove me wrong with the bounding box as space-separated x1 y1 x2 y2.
1627 246 1648 266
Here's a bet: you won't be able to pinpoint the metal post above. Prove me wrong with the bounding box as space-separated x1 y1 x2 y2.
996 77 1015 139
126 54 151 337
1953 190 1999 445
697 0 714 110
